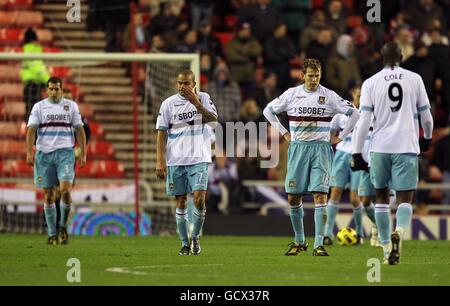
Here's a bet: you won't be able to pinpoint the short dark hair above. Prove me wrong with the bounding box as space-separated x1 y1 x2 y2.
47 77 62 88
178 69 195 81
302 58 322 73
381 41 402 67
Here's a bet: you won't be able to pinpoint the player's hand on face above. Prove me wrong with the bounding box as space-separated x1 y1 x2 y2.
156 161 167 180
26 152 34 166
181 87 198 104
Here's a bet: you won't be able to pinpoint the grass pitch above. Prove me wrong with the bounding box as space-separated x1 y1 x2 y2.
0 234 449 286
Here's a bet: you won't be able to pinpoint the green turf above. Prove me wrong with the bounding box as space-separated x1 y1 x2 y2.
0 234 449 286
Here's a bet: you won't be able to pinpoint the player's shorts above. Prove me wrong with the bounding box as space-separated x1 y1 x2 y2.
370 152 418 191
34 148 75 189
357 170 375 197
285 141 333 194
330 150 359 191
166 163 208 196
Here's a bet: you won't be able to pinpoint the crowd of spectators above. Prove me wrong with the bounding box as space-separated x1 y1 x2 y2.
87 0 450 211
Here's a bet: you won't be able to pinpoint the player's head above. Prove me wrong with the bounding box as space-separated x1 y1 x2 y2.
381 41 403 68
302 58 322 91
177 69 196 96
351 83 361 108
47 77 63 102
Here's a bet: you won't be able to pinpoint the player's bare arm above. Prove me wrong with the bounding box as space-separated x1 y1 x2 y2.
26 126 37 166
156 130 167 179
180 87 217 123
74 126 87 168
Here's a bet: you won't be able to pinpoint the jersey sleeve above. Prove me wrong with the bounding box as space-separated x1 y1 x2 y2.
156 100 170 131
416 75 431 113
359 81 374 113
201 93 218 119
329 90 355 117
267 88 293 115
330 114 345 132
71 103 83 128
27 103 41 128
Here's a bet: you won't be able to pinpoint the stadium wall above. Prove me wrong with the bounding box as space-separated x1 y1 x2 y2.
204 213 450 241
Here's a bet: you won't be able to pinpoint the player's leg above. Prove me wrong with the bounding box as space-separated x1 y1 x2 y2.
55 148 76 245
285 194 308 255
188 163 209 255
167 165 190 254
58 181 73 244
324 187 342 245
325 150 350 243
43 187 58 245
312 192 329 256
388 153 418 265
358 171 379 246
309 142 333 256
284 142 309 255
370 152 393 262
350 189 364 244
35 150 58 244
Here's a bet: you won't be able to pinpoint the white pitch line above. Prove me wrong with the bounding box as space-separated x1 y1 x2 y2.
106 263 224 277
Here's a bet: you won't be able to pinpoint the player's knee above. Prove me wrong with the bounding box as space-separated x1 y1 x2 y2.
44 189 56 204
175 195 187 208
60 189 71 202
287 195 302 206
194 193 206 210
330 188 342 201
361 197 372 207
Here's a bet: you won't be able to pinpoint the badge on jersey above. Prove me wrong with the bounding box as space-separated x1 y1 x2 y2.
318 96 326 105
64 105 69 111
288 180 296 188
169 183 174 191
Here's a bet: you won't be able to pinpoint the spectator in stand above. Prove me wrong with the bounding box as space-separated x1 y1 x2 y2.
174 29 200 53
240 98 264 124
197 21 224 62
225 22 263 88
190 0 215 30
421 19 449 46
325 0 347 36
402 41 435 98
148 0 185 17
299 10 336 53
326 34 361 99
237 0 280 44
148 2 187 51
428 28 450 117
395 26 415 62
272 0 311 48
204 65 242 125
200 53 214 86
264 22 297 91
252 71 281 110
21 28 50 120
305 27 335 87
408 0 447 34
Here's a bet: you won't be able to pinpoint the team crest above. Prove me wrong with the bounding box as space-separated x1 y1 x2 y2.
64 105 69 111
288 180 296 188
169 183 174 191
318 96 326 105
38 176 43 182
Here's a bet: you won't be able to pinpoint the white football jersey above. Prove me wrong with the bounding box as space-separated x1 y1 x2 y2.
267 84 355 142
27 98 83 153
156 92 218 166
360 66 431 154
330 114 353 154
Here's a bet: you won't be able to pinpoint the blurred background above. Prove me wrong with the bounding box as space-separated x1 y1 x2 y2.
0 0 449 239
